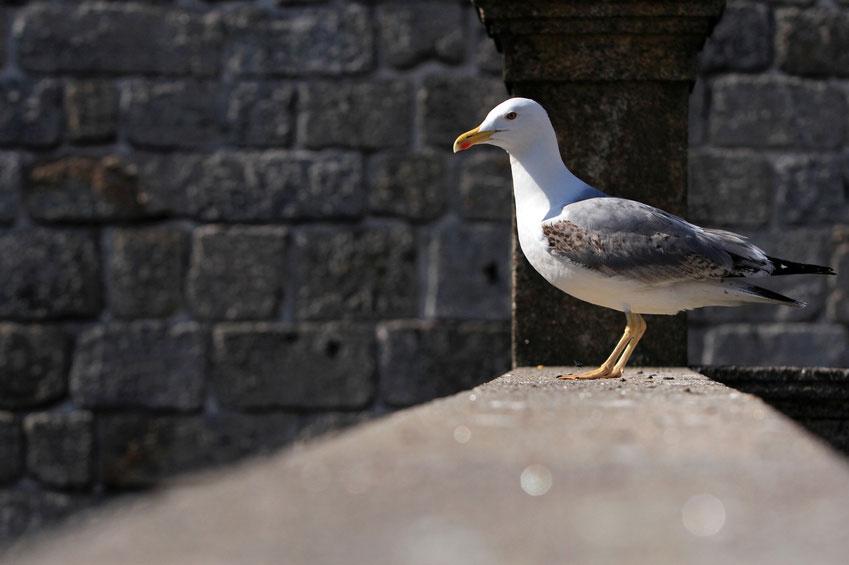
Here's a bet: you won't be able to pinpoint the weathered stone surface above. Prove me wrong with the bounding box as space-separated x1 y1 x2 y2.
14 369 849 565
64 81 118 143
689 228 832 325
225 5 372 76
699 366 849 420
420 75 508 148
688 77 707 146
774 154 848 225
709 76 846 148
702 323 849 366
368 152 445 220
429 223 511 320
296 412 374 442
0 152 21 223
0 324 68 410
0 229 100 320
126 81 222 148
827 242 849 323
301 81 413 149
108 227 187 318
24 412 93 489
688 149 773 227
456 150 512 220
188 225 287 320
213 323 375 409
227 82 294 147
475 33 503 74
145 151 364 221
70 322 205 411
378 3 464 68
100 413 297 488
777 9 849 77
0 79 62 147
0 490 77 546
26 156 148 222
293 225 417 320
698 3 772 72
17 3 220 75
377 320 510 406
0 413 21 484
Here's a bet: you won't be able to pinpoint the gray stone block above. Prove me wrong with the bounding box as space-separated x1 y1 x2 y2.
0 490 76 545
377 320 510 406
428 223 511 320
420 75 508 148
0 412 21 484
0 78 62 147
709 76 846 148
293 225 418 320
0 229 101 320
64 80 118 143
225 5 372 76
213 323 376 409
688 149 773 227
475 34 503 75
378 3 464 68
145 151 364 221
24 412 93 489
126 80 222 148
25 156 148 222
0 324 68 410
227 82 295 147
17 3 220 75
827 242 849 323
774 154 848 225
301 81 413 149
702 323 849 367
777 9 849 77
369 152 445 220
456 150 513 220
188 225 287 321
108 227 187 319
688 227 832 324
688 77 707 146
70 322 205 411
100 413 297 487
0 152 21 223
698 3 772 72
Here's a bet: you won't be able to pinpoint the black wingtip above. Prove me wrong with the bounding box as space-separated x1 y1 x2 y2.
767 256 835 277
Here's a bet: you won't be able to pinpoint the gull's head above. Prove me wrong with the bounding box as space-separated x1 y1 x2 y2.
453 98 552 155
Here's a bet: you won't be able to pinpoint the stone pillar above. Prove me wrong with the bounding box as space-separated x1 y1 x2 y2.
470 0 726 368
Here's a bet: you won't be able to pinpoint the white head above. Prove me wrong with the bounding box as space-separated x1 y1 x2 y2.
453 98 556 156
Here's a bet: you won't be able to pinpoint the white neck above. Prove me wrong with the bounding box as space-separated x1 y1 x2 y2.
508 134 601 224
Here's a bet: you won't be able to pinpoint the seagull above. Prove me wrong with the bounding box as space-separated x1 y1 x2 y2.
453 98 835 380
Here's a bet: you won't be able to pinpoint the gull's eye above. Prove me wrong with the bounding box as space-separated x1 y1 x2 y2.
505 112 517 120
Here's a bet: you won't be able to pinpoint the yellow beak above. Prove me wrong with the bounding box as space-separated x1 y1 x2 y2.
453 126 497 153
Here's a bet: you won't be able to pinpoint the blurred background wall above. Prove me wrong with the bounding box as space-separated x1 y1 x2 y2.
0 0 847 543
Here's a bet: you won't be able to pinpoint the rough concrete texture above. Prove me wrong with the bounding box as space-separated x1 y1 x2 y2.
8 368 849 565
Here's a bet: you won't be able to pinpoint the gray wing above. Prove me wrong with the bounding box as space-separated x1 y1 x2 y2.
542 197 771 284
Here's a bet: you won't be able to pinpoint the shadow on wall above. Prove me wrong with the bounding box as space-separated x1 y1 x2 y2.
699 366 849 457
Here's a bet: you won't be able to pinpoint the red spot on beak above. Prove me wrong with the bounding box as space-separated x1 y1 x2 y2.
460 142 471 150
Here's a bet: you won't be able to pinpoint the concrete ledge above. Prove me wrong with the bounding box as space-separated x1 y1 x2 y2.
7 368 849 564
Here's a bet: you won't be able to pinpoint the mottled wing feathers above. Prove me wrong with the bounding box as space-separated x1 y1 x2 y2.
541 198 772 284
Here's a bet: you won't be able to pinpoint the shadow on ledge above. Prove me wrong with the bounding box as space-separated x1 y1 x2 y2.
698 366 849 457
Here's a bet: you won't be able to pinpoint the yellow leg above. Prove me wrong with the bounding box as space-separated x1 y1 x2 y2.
557 312 646 380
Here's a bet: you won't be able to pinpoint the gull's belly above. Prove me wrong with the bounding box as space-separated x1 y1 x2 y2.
519 229 683 315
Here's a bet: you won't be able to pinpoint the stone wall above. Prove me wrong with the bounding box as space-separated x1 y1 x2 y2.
0 0 511 543
688 0 849 367
1 0 848 546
